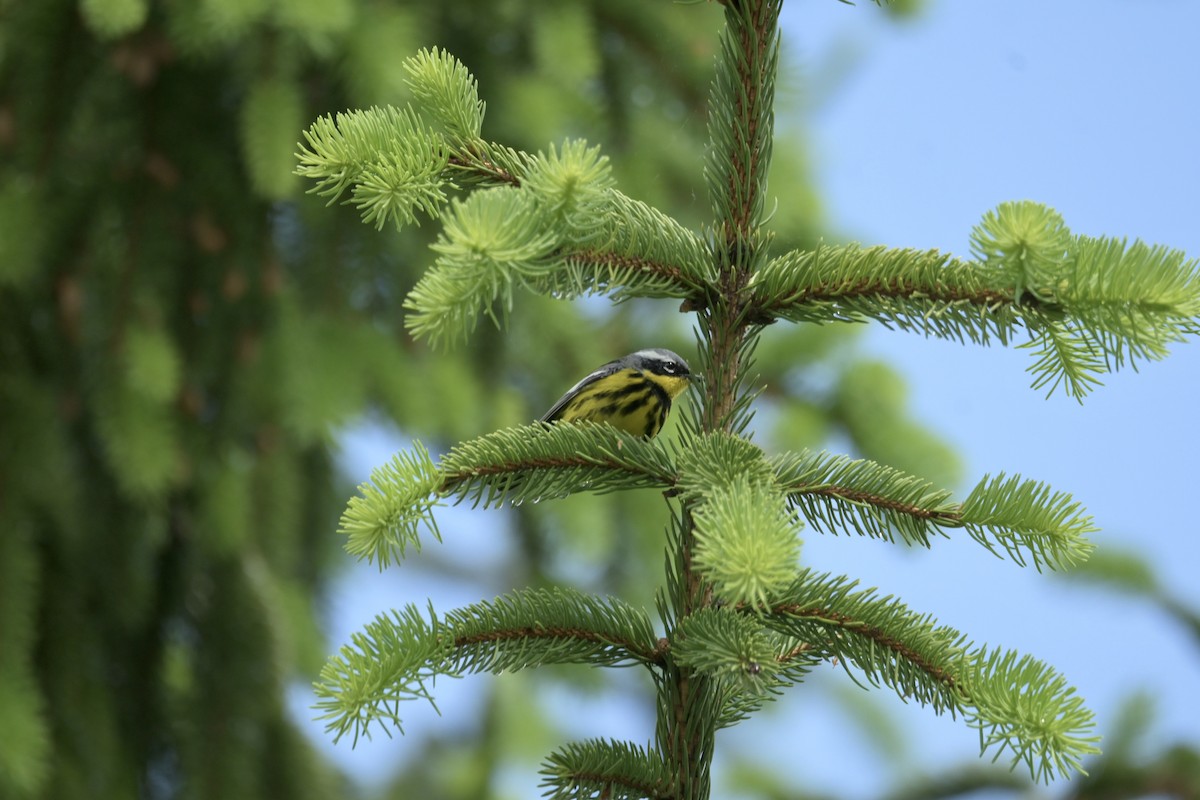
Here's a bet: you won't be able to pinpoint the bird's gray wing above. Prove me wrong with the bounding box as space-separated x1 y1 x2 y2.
538 359 625 422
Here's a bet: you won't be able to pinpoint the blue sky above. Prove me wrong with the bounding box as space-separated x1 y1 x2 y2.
300 2 1200 797
767 1 1200 795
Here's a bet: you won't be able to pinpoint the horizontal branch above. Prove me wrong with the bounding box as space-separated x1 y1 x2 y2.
439 450 667 498
438 423 679 507
561 247 695 295
747 202 1200 398
315 589 660 744
756 273 1021 320
447 146 523 187
454 624 659 665
760 570 1100 783
768 600 960 690
771 451 1094 570
747 243 1023 342
339 424 678 567
801 483 961 525
446 589 661 671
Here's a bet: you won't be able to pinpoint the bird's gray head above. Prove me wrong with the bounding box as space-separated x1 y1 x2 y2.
626 348 690 379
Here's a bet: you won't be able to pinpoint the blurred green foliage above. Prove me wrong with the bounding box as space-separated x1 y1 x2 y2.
4 0 1190 798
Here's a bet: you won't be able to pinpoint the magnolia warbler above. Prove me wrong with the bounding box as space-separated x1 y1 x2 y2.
540 349 692 439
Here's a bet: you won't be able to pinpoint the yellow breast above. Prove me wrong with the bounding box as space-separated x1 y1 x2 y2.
557 368 688 438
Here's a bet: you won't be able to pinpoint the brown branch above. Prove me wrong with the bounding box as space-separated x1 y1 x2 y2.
754 276 1050 322
666 4 781 798
777 642 816 665
715 2 777 252
438 454 674 495
770 604 962 691
447 150 520 186
564 769 673 800
563 248 693 289
454 625 659 665
793 484 963 526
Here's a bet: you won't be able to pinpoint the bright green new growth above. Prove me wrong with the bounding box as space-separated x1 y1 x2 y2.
338 444 444 569
296 105 450 229
401 47 485 144
296 20 1198 799
296 51 716 349
692 476 802 608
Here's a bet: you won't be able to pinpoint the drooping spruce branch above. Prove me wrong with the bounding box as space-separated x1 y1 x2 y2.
315 587 660 744
758 570 1101 783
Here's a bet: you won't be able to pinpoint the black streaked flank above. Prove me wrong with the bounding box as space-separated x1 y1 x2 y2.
538 349 693 438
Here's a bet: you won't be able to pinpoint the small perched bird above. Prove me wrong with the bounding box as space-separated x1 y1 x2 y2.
540 349 692 439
